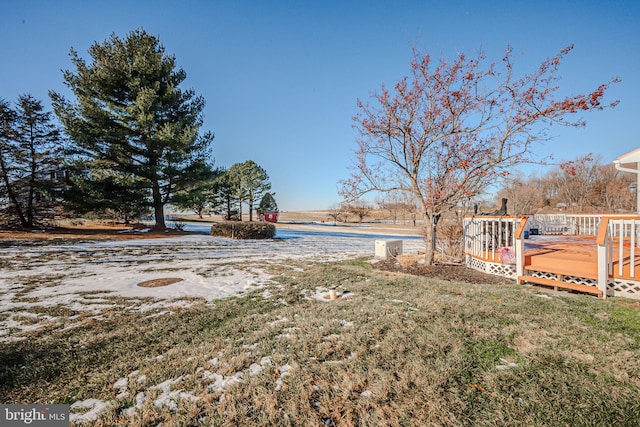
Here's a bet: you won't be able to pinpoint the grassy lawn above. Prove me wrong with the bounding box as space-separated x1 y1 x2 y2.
2 259 640 426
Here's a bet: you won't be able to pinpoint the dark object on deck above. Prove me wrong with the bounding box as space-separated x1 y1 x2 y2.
480 198 508 216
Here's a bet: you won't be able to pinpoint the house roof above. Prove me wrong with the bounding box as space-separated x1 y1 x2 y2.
615 148 640 165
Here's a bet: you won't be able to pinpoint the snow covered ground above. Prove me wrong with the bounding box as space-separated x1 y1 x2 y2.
0 226 423 339
1 225 424 422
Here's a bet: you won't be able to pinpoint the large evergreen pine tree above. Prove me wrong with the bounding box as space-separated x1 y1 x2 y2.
50 28 214 229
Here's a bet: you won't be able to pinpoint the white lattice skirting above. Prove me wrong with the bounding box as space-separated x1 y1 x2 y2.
609 279 640 299
526 271 599 288
466 255 517 279
466 255 640 300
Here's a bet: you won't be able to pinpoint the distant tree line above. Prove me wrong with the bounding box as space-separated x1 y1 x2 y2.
492 153 634 215
332 153 635 228
173 159 274 222
0 29 274 229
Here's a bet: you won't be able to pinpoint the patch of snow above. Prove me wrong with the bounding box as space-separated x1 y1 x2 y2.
150 376 199 411
260 356 272 366
496 358 520 370
275 363 293 391
267 316 289 327
204 371 243 393
118 228 150 233
0 231 422 333
124 391 146 417
340 320 354 328
248 363 263 376
279 364 292 376
248 356 273 376
70 399 112 423
113 377 128 399
275 333 291 339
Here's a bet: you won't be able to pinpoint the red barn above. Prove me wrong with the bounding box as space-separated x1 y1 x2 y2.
259 212 278 223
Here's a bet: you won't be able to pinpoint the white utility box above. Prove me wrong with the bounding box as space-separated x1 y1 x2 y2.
375 240 403 259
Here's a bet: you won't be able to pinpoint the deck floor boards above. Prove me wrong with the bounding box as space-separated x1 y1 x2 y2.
471 235 640 282
523 236 639 281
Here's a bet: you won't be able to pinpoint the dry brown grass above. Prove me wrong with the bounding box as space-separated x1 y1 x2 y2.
2 258 640 425
395 253 423 266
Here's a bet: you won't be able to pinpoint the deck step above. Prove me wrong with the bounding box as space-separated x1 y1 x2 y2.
517 275 603 297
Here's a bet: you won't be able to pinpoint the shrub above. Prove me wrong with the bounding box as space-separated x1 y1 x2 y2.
210 221 276 239
436 218 464 261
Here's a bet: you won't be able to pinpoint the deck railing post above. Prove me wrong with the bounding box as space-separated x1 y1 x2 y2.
513 216 528 280
515 236 524 278
596 218 611 299
597 244 608 299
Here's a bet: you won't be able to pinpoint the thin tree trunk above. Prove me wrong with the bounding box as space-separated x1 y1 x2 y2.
28 141 36 228
27 183 34 227
151 180 165 230
424 217 435 266
226 195 232 220
0 154 28 228
423 213 440 266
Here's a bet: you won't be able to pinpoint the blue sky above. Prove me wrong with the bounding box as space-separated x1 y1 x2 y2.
1 1 638 211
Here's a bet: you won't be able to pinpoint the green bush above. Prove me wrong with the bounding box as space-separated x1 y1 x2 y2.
210 221 276 239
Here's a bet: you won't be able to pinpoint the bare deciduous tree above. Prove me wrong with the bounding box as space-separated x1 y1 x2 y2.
496 172 545 215
555 154 600 212
346 200 371 223
342 45 618 264
327 203 345 225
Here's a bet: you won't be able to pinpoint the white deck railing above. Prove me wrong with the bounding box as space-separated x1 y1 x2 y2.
530 214 569 235
597 217 640 282
463 216 524 262
530 213 636 236
566 214 602 236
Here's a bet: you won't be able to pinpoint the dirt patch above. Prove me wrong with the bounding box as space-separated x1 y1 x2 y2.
0 226 198 246
372 258 513 286
137 278 183 287
615 300 640 309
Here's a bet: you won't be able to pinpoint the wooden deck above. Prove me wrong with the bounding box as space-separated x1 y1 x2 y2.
463 215 640 299
470 235 640 297
523 236 599 279
522 235 640 281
